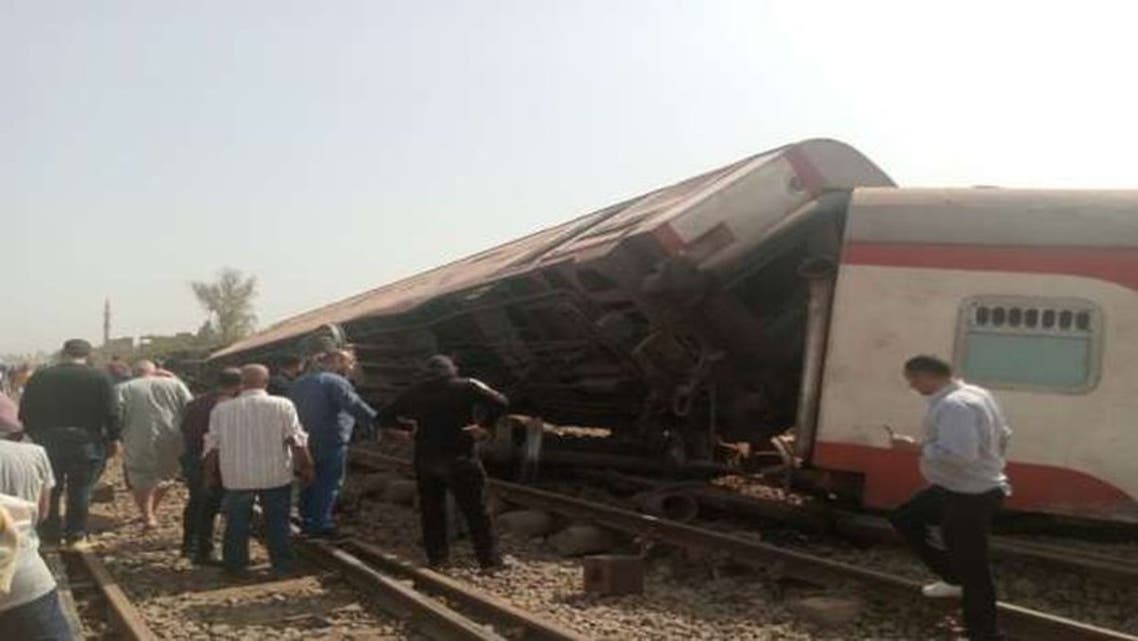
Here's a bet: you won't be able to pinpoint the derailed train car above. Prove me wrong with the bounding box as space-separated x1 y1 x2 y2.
212 139 1138 523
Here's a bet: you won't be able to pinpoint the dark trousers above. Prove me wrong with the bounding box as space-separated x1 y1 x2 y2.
415 456 498 567
0 589 74 641
36 429 105 543
299 443 347 535
223 484 294 573
890 485 1005 641
180 452 223 558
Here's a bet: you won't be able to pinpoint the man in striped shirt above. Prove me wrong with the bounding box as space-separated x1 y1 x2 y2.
204 365 313 576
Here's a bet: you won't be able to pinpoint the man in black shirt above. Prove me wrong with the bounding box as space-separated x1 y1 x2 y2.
179 367 242 564
18 339 121 546
267 354 303 398
379 355 507 571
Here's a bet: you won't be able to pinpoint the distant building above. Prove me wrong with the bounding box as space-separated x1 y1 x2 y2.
102 337 135 356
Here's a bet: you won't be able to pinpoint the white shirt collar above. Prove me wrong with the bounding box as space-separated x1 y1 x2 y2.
927 379 962 405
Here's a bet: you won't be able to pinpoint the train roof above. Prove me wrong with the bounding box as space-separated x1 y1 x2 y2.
849 188 1138 247
211 138 889 360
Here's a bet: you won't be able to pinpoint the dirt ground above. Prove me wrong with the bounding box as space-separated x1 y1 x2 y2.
82 465 422 640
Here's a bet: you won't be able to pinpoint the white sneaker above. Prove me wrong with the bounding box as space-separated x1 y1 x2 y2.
922 581 963 598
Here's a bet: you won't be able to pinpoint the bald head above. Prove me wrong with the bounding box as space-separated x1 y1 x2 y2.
241 364 271 390
132 360 157 377
320 349 357 376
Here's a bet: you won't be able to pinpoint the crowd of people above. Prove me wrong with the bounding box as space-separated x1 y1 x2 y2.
0 340 1011 641
0 338 510 639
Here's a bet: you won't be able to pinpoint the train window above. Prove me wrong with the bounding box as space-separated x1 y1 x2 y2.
1008 308 1023 327
957 297 1102 393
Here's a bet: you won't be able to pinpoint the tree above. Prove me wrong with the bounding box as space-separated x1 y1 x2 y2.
191 268 258 346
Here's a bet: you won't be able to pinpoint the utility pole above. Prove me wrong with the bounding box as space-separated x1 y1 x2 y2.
103 297 111 346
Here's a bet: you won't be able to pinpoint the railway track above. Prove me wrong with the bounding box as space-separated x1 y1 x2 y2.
351 449 1138 641
59 547 159 641
575 466 1138 585
292 526 589 641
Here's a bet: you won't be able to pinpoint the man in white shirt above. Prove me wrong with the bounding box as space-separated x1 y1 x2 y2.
0 422 70 639
204 365 313 576
888 355 1011 641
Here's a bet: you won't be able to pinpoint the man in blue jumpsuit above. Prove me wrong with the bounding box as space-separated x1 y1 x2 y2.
289 349 377 537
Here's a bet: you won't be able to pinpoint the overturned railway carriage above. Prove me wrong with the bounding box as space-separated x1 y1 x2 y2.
212 139 1138 524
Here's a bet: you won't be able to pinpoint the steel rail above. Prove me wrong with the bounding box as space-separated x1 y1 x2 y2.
65 549 159 641
342 539 591 641
293 530 509 641
42 549 85 639
350 450 1138 641
578 465 1138 584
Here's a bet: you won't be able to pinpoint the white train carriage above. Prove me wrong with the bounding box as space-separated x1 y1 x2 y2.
809 188 1138 523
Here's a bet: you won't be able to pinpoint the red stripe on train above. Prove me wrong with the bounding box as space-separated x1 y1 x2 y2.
783 146 826 196
812 441 1138 522
844 243 1138 292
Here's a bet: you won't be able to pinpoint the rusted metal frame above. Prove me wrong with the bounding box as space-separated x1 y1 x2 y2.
343 539 591 641
294 534 508 641
345 290 571 339
350 452 1138 641
351 288 645 377
69 549 158 641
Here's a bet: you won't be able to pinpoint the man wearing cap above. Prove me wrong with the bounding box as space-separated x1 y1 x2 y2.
379 355 508 571
289 350 377 537
18 339 120 547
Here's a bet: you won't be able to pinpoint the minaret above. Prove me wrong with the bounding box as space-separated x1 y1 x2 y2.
103 297 111 346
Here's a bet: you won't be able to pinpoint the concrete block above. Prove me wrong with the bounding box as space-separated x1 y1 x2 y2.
583 555 644 595
788 595 863 628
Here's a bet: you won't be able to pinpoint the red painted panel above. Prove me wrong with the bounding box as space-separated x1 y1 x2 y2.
844 243 1138 292
813 441 1138 521
653 223 686 254
784 146 825 196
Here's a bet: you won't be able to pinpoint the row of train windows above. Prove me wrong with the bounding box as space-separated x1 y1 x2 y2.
971 305 1092 331
960 299 1100 393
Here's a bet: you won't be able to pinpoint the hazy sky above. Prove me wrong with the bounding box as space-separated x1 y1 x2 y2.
3 1 1137 355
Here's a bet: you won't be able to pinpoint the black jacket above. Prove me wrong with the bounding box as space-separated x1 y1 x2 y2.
380 376 508 459
19 363 120 442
